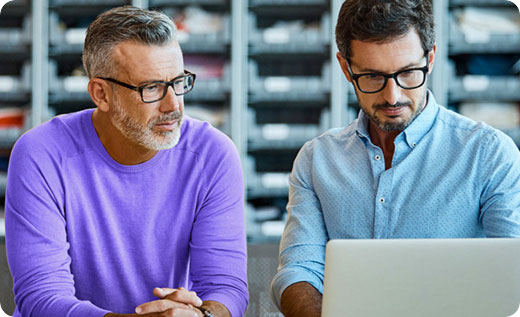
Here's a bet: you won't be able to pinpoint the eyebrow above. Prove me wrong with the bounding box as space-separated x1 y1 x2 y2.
136 71 185 86
350 56 426 74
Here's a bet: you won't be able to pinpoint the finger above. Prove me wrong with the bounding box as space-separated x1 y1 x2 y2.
135 299 189 314
165 289 202 307
162 307 200 317
153 287 178 298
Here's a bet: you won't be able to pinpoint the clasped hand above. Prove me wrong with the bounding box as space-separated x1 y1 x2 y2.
134 287 204 317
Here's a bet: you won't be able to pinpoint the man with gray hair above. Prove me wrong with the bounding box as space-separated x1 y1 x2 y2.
6 6 248 317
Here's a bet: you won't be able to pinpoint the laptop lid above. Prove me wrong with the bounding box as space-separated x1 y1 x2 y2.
322 238 520 317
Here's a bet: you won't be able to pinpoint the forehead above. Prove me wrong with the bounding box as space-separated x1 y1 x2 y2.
112 40 184 82
350 29 424 71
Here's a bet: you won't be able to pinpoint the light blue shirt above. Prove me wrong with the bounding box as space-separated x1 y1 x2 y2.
270 91 520 309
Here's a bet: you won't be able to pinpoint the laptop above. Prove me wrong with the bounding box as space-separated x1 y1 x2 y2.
322 238 520 317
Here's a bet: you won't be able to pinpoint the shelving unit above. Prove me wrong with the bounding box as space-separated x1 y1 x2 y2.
1 0 519 243
1 0 519 316
439 0 520 144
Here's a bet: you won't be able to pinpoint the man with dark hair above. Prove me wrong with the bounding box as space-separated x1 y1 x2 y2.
271 0 520 316
6 6 248 317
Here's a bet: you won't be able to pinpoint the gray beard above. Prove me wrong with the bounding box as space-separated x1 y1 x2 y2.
110 99 184 150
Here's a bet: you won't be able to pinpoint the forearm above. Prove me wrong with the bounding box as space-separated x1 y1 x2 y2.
280 282 322 317
201 300 231 317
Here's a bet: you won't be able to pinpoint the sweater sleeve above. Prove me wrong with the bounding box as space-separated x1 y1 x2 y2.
5 131 109 317
188 131 249 317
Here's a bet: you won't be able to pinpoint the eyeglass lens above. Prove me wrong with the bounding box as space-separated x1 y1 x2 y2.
141 75 194 102
358 70 425 93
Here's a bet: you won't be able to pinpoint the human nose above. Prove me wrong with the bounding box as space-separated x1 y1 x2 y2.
381 76 402 106
159 84 182 113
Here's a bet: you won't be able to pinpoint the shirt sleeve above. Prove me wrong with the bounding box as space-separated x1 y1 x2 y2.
5 132 110 317
479 130 520 237
188 131 249 317
270 142 329 310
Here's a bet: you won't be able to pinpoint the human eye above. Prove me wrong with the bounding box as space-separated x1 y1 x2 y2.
143 83 161 92
399 69 417 78
363 74 384 81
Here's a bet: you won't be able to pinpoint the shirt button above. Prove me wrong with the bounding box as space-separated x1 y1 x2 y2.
375 155 381 161
379 197 385 203
412 142 417 147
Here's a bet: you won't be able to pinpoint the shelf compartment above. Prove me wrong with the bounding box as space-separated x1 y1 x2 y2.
150 0 229 6
248 61 330 103
0 16 31 47
449 0 518 6
449 8 520 54
250 0 328 6
449 76 520 102
248 12 330 55
0 63 31 102
247 108 329 151
249 13 331 55
0 128 24 148
50 0 130 6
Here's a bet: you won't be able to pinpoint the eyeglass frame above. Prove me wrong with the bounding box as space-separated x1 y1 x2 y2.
98 70 196 103
345 52 430 94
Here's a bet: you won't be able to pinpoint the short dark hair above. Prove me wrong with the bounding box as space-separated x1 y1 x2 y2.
82 6 177 79
335 0 435 59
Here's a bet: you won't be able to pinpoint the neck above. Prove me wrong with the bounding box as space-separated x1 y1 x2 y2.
91 109 158 165
369 123 400 170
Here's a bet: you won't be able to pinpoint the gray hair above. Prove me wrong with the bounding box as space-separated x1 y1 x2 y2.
82 6 177 79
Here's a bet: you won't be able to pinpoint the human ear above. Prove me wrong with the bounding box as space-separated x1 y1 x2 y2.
336 52 353 83
88 78 112 112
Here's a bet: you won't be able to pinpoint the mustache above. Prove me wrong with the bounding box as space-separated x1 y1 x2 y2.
149 111 183 127
374 102 412 110
153 111 183 123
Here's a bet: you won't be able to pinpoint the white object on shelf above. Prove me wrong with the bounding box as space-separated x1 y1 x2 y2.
262 124 290 140
0 76 16 92
263 28 290 44
264 77 291 93
65 28 87 44
261 173 290 189
63 76 89 92
261 220 285 237
462 75 490 92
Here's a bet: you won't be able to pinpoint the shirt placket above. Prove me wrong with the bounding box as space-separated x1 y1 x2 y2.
368 145 392 238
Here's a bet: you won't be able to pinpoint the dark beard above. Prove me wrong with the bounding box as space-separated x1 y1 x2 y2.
362 92 427 132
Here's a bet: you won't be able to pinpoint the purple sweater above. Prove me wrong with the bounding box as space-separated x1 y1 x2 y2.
5 109 248 316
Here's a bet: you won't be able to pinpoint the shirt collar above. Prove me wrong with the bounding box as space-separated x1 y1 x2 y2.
355 90 440 148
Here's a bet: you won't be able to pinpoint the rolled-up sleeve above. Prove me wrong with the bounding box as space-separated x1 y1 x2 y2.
270 142 329 310
479 130 520 237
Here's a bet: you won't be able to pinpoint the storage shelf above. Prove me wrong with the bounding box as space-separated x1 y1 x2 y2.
248 185 288 199
250 0 327 6
0 92 30 103
0 129 23 148
248 139 307 151
50 0 129 6
449 0 517 6
249 43 328 55
179 41 229 54
449 33 520 54
449 76 520 102
150 0 228 6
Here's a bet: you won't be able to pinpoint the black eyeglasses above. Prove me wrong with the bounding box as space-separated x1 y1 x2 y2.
346 53 429 94
99 70 196 103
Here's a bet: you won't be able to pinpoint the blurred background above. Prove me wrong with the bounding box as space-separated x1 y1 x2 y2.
0 0 519 315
